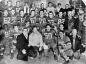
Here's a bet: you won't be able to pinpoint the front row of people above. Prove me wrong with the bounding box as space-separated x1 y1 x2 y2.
16 25 85 63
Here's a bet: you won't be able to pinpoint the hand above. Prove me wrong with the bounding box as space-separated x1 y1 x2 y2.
22 49 26 54
28 44 31 47
82 44 86 47
12 40 17 44
39 47 42 51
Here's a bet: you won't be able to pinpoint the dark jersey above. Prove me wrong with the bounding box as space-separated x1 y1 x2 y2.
17 15 25 23
37 16 47 28
42 29 56 44
47 17 58 26
29 16 37 27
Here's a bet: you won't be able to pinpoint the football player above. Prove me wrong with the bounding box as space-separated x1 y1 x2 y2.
42 24 58 61
27 10 37 27
15 1 22 16
37 10 47 31
10 9 16 24
47 11 58 27
3 10 11 25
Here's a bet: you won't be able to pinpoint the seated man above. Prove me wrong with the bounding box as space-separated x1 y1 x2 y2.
42 24 58 61
58 31 73 63
16 28 29 61
28 27 44 58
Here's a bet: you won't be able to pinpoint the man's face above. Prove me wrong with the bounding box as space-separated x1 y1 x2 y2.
59 12 62 18
72 29 77 38
16 1 20 7
41 4 44 8
25 3 28 7
49 13 53 18
60 24 64 30
4 10 8 16
59 32 64 39
20 11 24 16
33 27 37 32
44 10 47 13
31 11 35 16
23 29 28 35
40 11 44 17
65 4 69 9
58 4 61 8
49 3 52 7
46 26 51 31
8 1 11 7
68 11 72 18
4 25 8 30
72 10 75 16
26 22 30 27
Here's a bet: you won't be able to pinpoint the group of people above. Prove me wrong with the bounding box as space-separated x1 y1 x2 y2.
0 0 86 64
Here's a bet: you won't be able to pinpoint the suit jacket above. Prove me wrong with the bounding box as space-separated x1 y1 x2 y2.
70 35 81 52
16 33 29 51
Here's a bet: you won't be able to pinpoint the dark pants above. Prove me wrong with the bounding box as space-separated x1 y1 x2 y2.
17 49 28 61
26 46 39 58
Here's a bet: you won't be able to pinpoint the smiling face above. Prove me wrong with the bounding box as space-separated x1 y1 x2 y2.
46 25 51 31
59 24 64 30
31 11 35 17
40 11 44 17
23 29 28 35
20 10 24 17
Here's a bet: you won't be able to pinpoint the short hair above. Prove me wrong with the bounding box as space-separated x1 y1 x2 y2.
19 9 24 13
45 24 54 28
3 24 8 29
59 30 64 33
58 3 61 6
39 10 44 14
48 11 53 15
48 2 52 4
31 10 35 13
41 3 44 6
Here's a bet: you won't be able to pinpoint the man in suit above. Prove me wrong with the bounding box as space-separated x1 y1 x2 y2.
16 28 29 61
70 29 85 53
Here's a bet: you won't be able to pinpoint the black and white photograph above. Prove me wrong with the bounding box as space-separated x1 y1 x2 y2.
0 0 86 64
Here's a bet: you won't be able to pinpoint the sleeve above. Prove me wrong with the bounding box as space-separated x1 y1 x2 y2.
39 34 44 47
29 35 32 46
